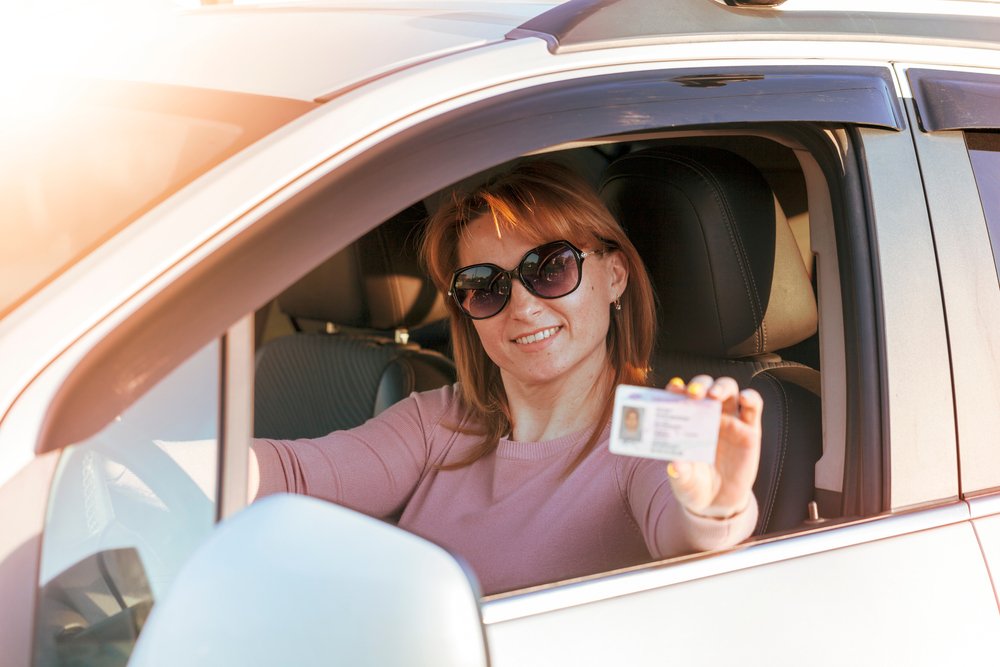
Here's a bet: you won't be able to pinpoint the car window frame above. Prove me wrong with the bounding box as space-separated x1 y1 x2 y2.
39 62 899 461
33 59 949 602
899 63 1000 497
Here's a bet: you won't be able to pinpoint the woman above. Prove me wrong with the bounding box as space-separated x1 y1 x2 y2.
251 161 762 595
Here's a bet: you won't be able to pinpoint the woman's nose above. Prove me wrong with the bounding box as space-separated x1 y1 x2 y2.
507 279 543 319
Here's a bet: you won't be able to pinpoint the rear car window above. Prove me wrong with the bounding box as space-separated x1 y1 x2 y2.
965 131 1000 281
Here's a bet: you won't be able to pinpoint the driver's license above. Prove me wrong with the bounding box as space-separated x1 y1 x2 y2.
609 384 721 463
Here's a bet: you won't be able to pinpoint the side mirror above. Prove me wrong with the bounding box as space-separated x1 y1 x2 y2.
129 494 488 667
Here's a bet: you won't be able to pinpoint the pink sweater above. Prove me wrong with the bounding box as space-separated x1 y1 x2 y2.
254 384 757 595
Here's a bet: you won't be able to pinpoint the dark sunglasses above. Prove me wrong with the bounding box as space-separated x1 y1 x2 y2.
448 240 605 319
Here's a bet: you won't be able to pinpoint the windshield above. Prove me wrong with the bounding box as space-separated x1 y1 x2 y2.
0 79 314 318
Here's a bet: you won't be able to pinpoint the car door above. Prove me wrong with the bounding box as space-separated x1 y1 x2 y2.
471 65 998 667
901 64 1000 605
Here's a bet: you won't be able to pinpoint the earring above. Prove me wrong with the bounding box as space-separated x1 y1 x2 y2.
614 296 622 311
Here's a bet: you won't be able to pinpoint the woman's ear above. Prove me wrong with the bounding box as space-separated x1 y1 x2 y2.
607 250 629 299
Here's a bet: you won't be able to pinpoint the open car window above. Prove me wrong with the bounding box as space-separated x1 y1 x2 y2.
250 127 847 596
33 61 911 605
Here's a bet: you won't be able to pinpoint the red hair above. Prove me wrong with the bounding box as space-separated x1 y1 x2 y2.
422 161 656 471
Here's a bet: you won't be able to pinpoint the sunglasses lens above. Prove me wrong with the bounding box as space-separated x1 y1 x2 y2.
453 266 510 318
450 241 587 319
523 242 581 298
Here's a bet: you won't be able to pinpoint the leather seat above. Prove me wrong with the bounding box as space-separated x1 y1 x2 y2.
601 146 823 535
254 205 455 440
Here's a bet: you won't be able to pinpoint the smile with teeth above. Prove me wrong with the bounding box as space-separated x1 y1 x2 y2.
513 326 561 345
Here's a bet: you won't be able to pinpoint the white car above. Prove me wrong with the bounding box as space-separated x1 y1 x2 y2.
4 0 1000 665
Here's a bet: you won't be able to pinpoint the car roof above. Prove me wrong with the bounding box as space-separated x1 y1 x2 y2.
9 0 998 316
64 1 565 101
0 1 566 322
87 0 1000 99
513 0 1000 54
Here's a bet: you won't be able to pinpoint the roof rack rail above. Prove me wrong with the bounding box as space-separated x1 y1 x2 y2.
508 0 1000 54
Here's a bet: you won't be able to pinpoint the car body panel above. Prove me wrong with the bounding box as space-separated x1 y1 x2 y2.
854 126 958 509
899 63 1000 496
0 452 59 667
485 508 1000 666
43 2 563 101
970 495 1000 606
0 83 317 322
482 502 970 621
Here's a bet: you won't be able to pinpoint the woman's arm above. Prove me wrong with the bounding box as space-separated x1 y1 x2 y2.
621 458 758 558
250 386 454 520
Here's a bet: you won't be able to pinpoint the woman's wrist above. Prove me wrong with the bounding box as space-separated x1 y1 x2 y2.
683 495 751 521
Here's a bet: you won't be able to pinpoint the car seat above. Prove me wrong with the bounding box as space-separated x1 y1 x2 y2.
601 146 823 535
254 205 456 440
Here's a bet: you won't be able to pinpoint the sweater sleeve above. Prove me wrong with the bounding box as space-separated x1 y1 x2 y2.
619 457 759 559
252 385 455 519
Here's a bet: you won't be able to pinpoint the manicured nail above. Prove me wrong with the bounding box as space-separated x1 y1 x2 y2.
687 382 704 397
668 377 685 389
667 462 679 479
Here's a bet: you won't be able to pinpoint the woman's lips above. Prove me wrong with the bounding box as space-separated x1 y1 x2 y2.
512 325 562 345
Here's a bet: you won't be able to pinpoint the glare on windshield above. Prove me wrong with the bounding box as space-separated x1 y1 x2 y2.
0 80 314 318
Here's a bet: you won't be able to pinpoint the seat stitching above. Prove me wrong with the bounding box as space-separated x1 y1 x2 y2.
702 168 764 353
610 162 731 345
652 153 762 352
758 373 789 532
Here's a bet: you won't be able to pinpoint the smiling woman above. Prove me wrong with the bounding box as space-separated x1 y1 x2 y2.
249 160 764 595
425 162 653 469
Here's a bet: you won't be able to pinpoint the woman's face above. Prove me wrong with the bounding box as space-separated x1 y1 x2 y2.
624 409 640 431
457 214 628 391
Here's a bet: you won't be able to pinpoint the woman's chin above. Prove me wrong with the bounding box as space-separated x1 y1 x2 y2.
502 361 578 389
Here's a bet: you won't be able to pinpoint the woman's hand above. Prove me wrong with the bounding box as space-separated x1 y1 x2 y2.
664 375 762 519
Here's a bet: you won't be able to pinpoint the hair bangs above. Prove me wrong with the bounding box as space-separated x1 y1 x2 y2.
466 180 609 255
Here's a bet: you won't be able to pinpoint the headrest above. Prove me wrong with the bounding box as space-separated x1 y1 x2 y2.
277 204 448 331
601 147 817 358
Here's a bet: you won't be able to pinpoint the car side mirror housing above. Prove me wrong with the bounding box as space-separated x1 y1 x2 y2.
129 494 488 667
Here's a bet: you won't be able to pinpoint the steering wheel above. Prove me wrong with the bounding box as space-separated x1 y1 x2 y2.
43 434 216 598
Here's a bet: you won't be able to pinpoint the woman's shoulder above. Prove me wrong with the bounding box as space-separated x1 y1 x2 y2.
409 381 460 408
401 382 469 428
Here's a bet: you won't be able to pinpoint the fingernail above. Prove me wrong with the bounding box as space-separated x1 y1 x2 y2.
668 377 685 388
667 462 679 479
687 382 703 397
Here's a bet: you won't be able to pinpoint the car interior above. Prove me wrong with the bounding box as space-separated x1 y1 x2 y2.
250 130 842 583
